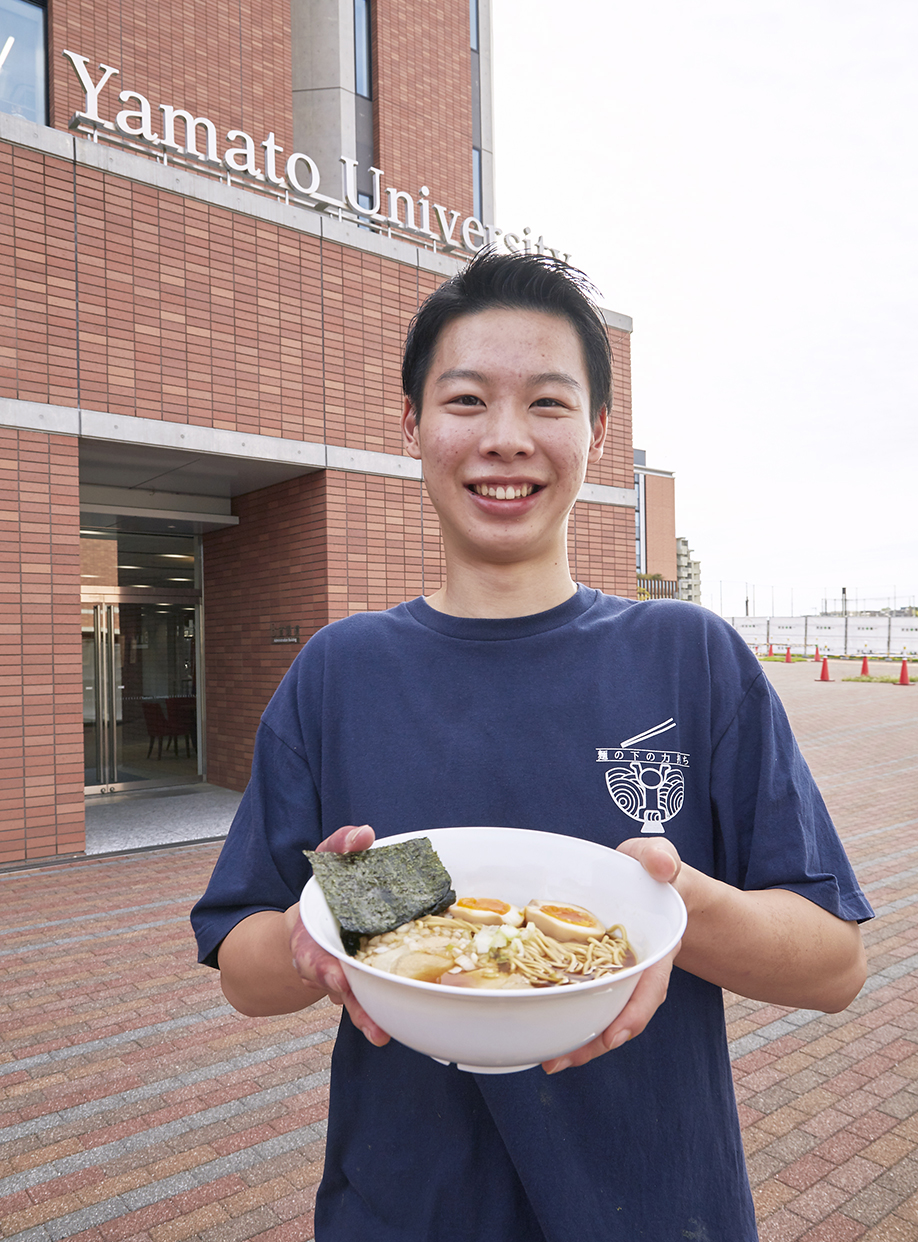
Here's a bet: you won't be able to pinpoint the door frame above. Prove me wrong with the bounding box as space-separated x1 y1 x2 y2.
82 588 203 795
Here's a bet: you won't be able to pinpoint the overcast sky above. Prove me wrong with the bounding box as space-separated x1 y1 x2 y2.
490 0 917 618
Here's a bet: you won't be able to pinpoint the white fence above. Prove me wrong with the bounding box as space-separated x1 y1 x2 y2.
728 616 918 658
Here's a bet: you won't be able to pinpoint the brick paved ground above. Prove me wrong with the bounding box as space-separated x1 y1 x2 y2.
1 655 915 1241
732 657 918 1241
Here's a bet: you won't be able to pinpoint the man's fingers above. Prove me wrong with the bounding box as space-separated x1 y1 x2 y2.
301 946 390 1046
317 823 375 854
542 945 679 1074
602 951 677 1044
616 836 681 883
341 993 391 1047
288 891 390 1048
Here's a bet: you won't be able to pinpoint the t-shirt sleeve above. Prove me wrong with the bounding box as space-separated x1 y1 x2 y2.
709 671 873 923
190 719 323 967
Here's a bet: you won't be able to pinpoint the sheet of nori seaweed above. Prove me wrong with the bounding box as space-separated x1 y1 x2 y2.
305 838 456 955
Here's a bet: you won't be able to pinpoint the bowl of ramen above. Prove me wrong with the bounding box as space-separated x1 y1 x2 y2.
299 826 686 1073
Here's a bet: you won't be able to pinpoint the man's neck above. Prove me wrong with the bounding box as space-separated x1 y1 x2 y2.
423 558 579 619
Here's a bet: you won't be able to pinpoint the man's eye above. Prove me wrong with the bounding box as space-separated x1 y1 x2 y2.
532 398 563 408
451 394 483 406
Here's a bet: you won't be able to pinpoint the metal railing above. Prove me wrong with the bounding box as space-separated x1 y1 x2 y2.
637 574 679 601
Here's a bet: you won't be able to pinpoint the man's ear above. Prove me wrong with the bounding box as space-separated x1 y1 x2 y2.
589 407 608 462
402 398 422 459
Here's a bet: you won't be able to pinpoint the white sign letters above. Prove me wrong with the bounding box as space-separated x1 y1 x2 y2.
62 50 570 262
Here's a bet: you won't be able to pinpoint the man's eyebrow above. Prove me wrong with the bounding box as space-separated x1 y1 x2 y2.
433 368 583 390
434 368 486 385
529 371 583 391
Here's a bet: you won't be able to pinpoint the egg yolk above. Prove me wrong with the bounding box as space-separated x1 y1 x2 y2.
455 897 510 915
539 904 596 927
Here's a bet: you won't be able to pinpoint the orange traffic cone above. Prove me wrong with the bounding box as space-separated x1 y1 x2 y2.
860 655 870 677
899 660 911 686
768 644 773 657
817 657 832 682
814 646 820 662
785 647 792 663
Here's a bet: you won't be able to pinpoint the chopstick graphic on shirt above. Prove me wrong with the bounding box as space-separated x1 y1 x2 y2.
619 719 676 749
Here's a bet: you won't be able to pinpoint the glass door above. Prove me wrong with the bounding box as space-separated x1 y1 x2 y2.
83 603 119 789
83 600 200 793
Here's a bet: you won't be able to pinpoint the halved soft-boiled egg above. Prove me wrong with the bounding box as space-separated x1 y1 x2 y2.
447 897 524 927
524 899 606 943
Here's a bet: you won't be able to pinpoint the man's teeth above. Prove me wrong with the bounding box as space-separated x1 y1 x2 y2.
472 484 534 500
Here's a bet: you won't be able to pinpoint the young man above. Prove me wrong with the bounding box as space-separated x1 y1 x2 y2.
192 252 870 1241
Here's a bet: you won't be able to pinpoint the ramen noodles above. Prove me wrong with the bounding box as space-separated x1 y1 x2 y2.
353 898 635 988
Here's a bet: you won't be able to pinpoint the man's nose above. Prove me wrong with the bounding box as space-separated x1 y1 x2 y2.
479 406 534 457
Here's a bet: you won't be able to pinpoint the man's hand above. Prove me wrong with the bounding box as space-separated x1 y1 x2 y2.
287 823 391 1047
542 837 682 1074
218 823 390 1046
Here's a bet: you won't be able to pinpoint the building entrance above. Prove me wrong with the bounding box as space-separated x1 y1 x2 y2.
81 531 202 794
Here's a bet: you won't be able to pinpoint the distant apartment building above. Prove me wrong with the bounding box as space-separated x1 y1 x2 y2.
634 449 677 598
633 452 702 604
676 536 702 604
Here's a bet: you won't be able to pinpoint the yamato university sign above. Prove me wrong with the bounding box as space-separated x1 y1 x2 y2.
63 50 571 262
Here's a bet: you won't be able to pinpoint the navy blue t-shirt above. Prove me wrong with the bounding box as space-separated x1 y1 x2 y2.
192 588 872 1242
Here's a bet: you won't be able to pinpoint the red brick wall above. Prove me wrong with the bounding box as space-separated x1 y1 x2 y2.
203 471 328 790
324 470 445 620
203 468 446 792
49 0 294 154
319 249 440 454
1 137 445 447
591 325 634 492
0 133 631 483
569 501 636 599
0 429 83 863
70 164 330 435
644 473 677 581
373 0 474 218
0 143 80 406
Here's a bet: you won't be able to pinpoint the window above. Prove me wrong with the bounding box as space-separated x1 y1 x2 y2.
354 0 371 99
472 145 482 221
470 0 482 218
0 0 45 124
353 0 374 210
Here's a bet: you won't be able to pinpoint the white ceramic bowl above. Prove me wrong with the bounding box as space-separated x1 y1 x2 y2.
300 826 686 1073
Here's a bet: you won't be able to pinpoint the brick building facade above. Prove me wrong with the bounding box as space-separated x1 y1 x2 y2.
0 0 637 863
633 449 679 599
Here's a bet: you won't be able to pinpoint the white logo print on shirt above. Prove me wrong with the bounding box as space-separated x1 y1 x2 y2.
596 719 689 834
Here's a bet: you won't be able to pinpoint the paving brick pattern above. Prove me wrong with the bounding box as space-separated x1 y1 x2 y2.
1 656 915 1240
733 658 918 1240
0 848 335 1242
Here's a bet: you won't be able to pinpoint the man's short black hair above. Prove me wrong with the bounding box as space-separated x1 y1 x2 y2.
402 249 612 425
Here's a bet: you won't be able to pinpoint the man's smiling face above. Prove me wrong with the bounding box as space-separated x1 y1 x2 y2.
402 306 606 573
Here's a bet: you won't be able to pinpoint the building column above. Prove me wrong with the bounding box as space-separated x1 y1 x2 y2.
202 471 331 792
0 428 83 863
290 0 359 193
